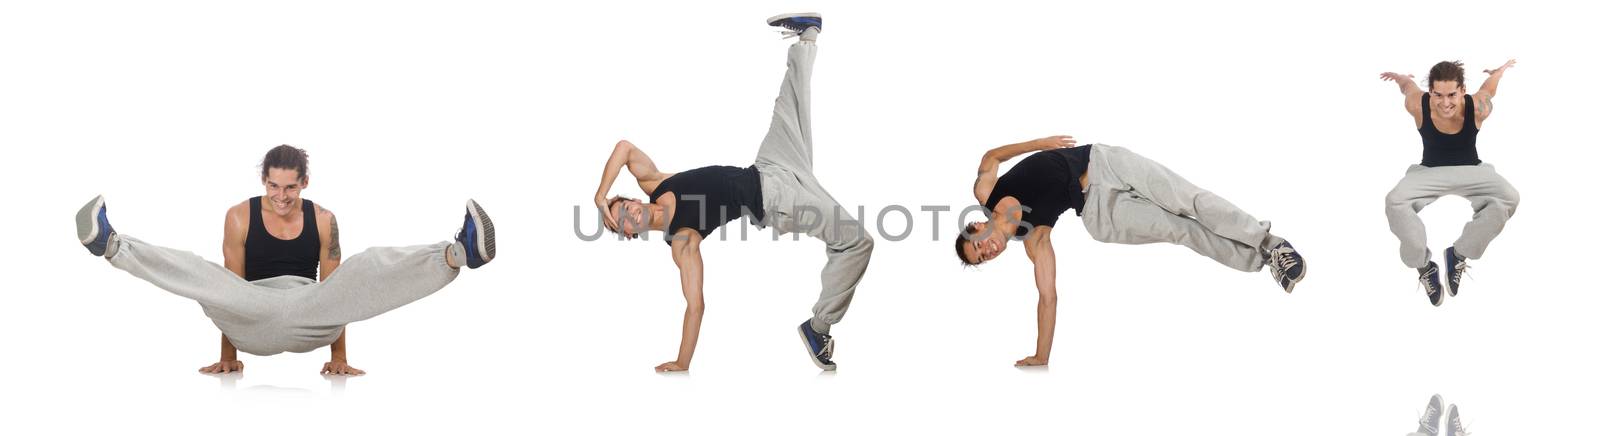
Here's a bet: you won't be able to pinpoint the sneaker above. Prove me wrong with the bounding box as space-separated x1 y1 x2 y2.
1444 246 1468 297
796 320 836 371
1418 262 1444 307
454 199 496 269
76 195 117 257
1415 394 1444 436
1264 240 1307 293
767 12 822 36
1444 403 1469 436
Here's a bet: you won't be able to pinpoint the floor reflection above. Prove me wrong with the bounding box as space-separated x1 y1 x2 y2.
203 371 355 396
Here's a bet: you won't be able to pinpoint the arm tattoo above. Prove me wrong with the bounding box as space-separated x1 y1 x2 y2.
328 215 341 260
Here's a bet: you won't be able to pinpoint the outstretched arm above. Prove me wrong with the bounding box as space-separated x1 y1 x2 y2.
1475 59 1515 125
1378 72 1424 125
974 136 1076 204
596 140 669 230
1017 227 1057 367
657 229 705 372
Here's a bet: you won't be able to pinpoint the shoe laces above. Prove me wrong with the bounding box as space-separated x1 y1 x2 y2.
819 334 835 361
1266 246 1299 274
778 25 818 39
453 213 472 242
1448 413 1470 436
1416 265 1441 296
1417 405 1440 434
1450 258 1471 284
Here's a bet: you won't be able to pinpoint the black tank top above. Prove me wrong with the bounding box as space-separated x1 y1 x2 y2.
245 196 321 281
984 145 1092 238
1419 93 1481 167
649 165 765 244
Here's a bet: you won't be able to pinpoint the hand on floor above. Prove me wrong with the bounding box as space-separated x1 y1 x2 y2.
199 360 244 374
1014 356 1049 367
654 361 688 372
321 361 366 376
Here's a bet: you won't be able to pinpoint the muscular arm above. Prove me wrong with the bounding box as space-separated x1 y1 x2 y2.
596 140 672 228
657 229 705 372
974 136 1075 204
1018 227 1057 367
1378 72 1424 127
202 202 250 374
1475 59 1516 125
315 206 362 375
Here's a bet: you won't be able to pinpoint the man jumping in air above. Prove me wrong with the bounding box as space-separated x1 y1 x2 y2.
1379 59 1519 306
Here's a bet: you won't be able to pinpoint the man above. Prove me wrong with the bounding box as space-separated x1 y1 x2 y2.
593 13 872 372
1379 59 1520 307
75 145 496 375
956 137 1307 366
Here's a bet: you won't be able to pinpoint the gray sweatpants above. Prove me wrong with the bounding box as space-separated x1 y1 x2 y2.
108 236 459 356
1384 163 1520 268
1080 144 1277 272
752 39 873 335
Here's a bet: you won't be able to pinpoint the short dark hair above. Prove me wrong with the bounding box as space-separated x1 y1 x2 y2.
1427 60 1466 91
606 196 640 236
261 145 310 182
956 222 980 266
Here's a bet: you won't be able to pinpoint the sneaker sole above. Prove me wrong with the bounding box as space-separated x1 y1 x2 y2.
766 12 821 26
466 199 495 263
796 324 837 371
77 195 105 245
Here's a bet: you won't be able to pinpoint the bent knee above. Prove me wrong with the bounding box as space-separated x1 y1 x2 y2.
1384 189 1413 209
853 233 875 253
1501 185 1522 209
831 232 873 255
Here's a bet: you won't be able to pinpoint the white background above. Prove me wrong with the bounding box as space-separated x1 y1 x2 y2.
2 1 1595 434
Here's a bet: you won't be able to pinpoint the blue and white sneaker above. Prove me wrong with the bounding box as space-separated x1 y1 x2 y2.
1264 240 1306 293
454 199 496 269
76 195 117 258
1416 394 1444 436
797 320 836 371
767 12 821 36
1444 403 1469 436
1419 262 1444 307
1444 246 1468 297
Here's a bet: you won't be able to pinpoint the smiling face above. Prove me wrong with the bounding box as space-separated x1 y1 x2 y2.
957 221 1010 266
608 197 649 239
261 167 306 217
1428 80 1465 119
1426 60 1468 119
